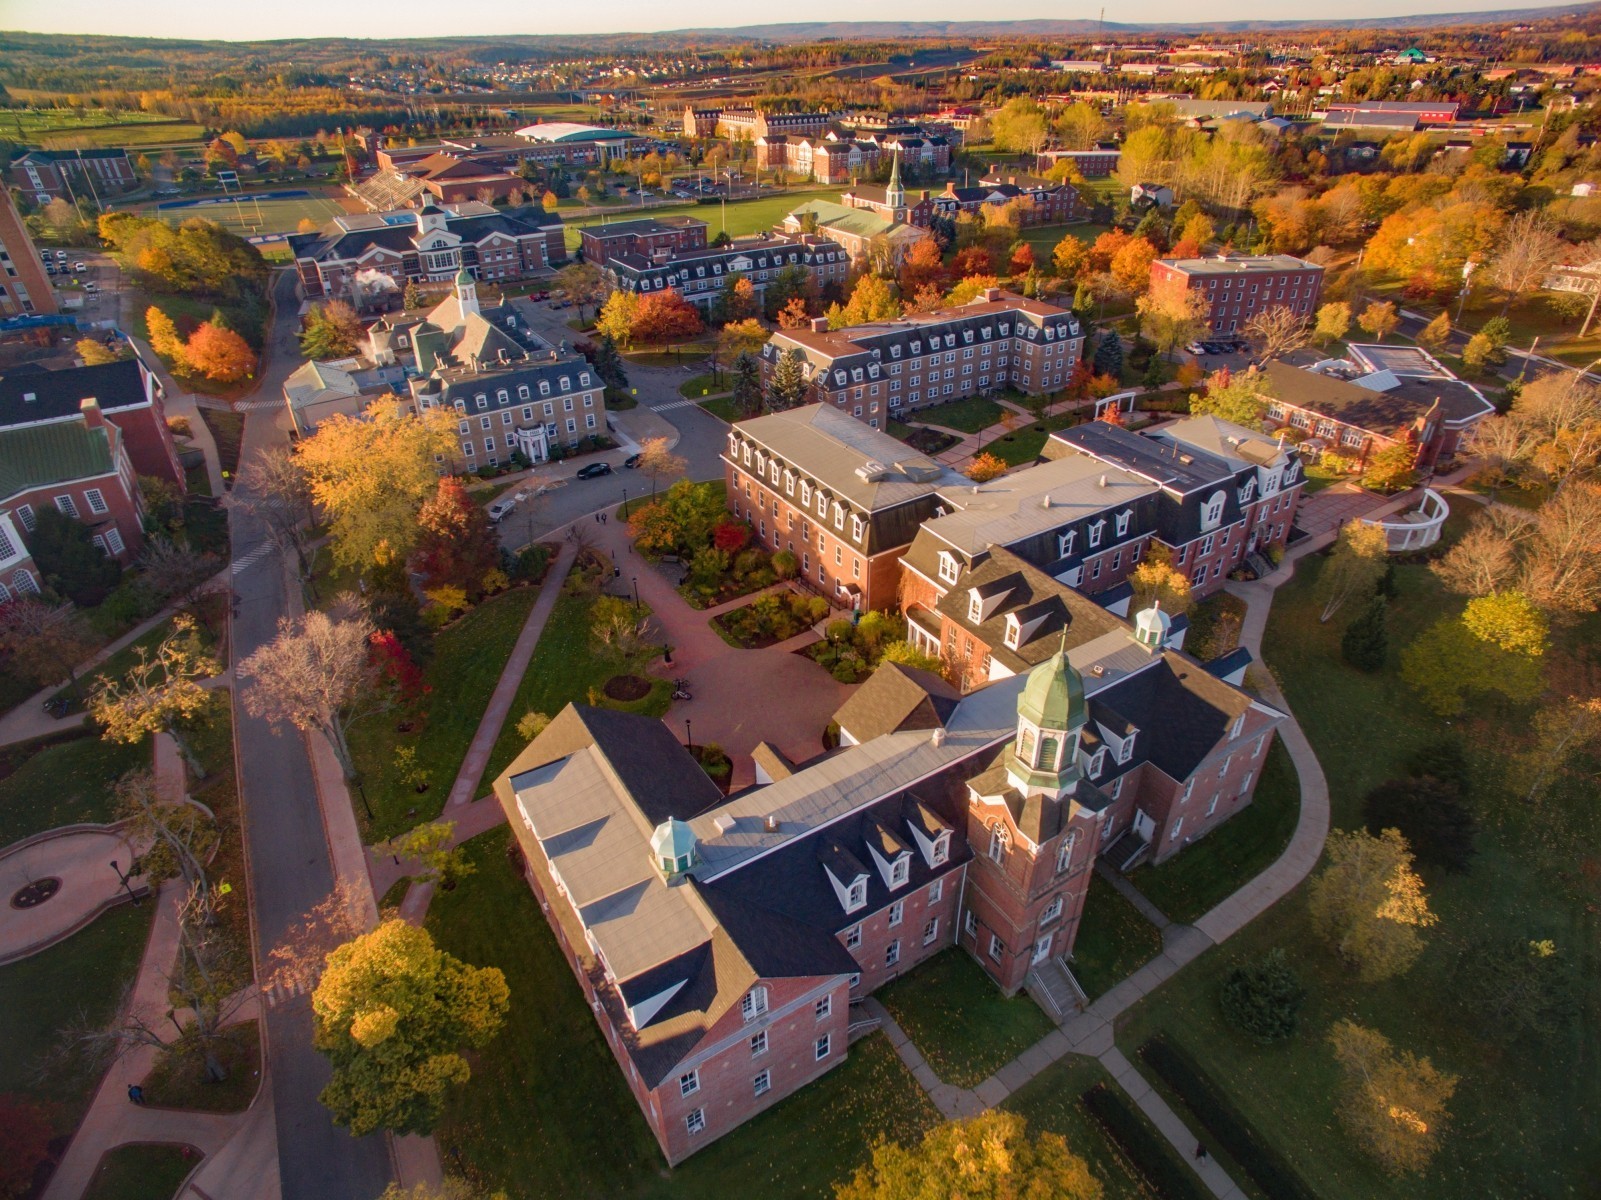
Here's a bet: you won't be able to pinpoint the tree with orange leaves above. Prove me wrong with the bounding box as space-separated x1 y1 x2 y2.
898 237 947 297
631 289 703 346
1086 228 1131 272
1008 242 1036 276
184 321 255 382
776 296 810 329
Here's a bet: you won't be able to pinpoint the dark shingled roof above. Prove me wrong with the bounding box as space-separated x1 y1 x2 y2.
574 706 725 825
1090 653 1253 781
0 359 151 427
1260 360 1492 432
832 661 961 744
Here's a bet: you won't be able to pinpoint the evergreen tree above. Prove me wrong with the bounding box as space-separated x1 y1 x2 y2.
1220 948 1306 1042
767 348 809 411
732 352 762 416
1341 596 1389 672
27 505 122 607
591 334 630 396
403 280 423 310
1092 330 1124 378
1071 282 1094 318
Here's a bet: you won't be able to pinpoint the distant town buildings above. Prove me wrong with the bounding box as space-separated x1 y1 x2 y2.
684 107 833 141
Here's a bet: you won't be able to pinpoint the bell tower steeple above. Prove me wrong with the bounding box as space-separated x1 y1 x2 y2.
1005 633 1087 801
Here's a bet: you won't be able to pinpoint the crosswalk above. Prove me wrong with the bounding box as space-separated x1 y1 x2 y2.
650 399 698 412
261 975 313 1009
234 398 284 412
228 541 277 576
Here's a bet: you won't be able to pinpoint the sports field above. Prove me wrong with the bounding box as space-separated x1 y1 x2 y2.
145 191 347 237
561 188 833 252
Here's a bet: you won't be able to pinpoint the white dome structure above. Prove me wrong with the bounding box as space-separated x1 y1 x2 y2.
1133 602 1171 651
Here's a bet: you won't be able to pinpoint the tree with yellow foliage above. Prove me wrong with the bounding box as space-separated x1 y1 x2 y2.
90 614 220 778
293 402 459 570
1309 828 1438 983
1130 545 1193 616
966 452 1008 483
145 305 188 369
1327 1020 1457 1175
313 920 508 1136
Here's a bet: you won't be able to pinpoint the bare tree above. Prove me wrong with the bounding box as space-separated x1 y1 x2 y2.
1512 374 1601 490
265 878 370 994
1244 304 1312 363
115 770 219 922
1465 415 1538 500
237 446 314 575
1519 696 1601 804
636 436 686 500
0 597 98 699
237 598 390 781
1318 523 1389 623
141 537 223 634
1488 210 1566 314
1520 485 1601 614
1431 506 1531 597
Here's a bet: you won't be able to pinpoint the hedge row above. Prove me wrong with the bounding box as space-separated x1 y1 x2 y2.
1138 1037 1316 1200
1079 1083 1208 1200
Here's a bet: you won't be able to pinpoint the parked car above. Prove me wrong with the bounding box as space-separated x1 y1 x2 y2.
83 281 97 293
1201 341 1224 355
486 496 519 523
72 262 87 273
533 290 550 301
623 453 641 469
55 250 67 262
576 462 612 479
1185 341 1207 356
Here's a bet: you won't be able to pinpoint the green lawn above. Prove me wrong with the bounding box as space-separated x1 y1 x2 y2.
698 395 743 423
55 609 222 714
349 586 541 839
1068 873 1163 1000
1300 461 1348 493
911 394 1003 434
0 901 154 1135
81 1143 199 1200
1004 1057 1189 1200
981 426 1047 466
562 188 837 252
678 372 729 400
138 1020 260 1113
876 948 1055 1087
428 828 941 1200
1118 532 1601 1199
143 194 347 238
481 585 673 787
0 734 151 848
1127 741 1301 926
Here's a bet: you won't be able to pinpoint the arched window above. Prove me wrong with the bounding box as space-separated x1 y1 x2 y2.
1039 737 1059 771
1056 830 1078 875
988 826 1009 864
1017 728 1036 763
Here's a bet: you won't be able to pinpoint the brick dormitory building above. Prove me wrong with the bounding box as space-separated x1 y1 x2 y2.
494 581 1283 1163
600 231 850 315
1148 253 1324 335
759 289 1085 428
722 404 1303 615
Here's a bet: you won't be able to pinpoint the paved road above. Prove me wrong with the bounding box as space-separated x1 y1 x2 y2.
231 271 392 1200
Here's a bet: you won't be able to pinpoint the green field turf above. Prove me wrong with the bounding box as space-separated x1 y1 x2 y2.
144 194 347 237
561 188 834 251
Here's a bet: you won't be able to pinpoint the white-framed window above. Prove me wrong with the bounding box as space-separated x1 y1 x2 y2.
740 986 769 1023
679 1070 700 1097
1171 817 1185 841
885 940 900 967
686 1108 706 1135
15 504 34 532
1058 529 1076 558
1203 491 1226 528
750 1029 768 1056
988 826 1009 864
847 879 867 911
888 900 904 927
889 857 909 888
922 916 940 944
1056 830 1077 875
815 995 832 1020
815 1034 832 1061
54 494 79 518
938 552 959 585
928 877 943 904
1115 508 1131 537
964 910 978 938
988 934 1004 961
932 832 950 866
1088 518 1105 548
845 923 862 949
84 488 108 515
1041 894 1064 925
1254 733 1267 757
105 527 125 555
753 1069 771 1097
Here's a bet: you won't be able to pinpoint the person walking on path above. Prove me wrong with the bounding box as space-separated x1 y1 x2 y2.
1194 1143 1208 1162
127 1084 145 1106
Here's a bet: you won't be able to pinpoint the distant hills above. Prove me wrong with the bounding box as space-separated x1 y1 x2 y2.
660 3 1596 40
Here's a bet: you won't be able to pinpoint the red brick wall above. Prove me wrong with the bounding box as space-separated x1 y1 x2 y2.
1147 718 1277 864
16 472 143 563
107 403 185 491
839 870 963 995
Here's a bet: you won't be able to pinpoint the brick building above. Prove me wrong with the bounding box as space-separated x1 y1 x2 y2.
0 357 185 489
600 233 849 315
1038 148 1121 178
289 203 563 305
0 188 56 319
723 405 967 611
759 290 1084 424
1324 99 1459 126
685 107 833 141
1259 347 1493 472
9 149 136 204
953 175 1088 225
0 398 145 574
758 134 951 185
493 593 1280 1159
779 199 930 266
1148 253 1324 335
1049 415 1304 595
578 216 708 265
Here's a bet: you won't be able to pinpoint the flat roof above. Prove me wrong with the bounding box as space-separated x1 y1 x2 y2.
1160 253 1322 275
923 455 1154 555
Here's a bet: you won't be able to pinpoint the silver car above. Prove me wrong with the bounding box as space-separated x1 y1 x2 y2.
486 496 519 523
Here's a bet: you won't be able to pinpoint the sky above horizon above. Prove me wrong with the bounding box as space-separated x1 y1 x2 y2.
0 0 1571 41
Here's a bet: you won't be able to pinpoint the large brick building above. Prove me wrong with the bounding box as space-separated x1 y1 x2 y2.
759 289 1084 425
0 188 56 319
289 203 563 305
578 216 708 266
0 357 185 489
685 107 833 141
1148 253 1324 335
494 594 1281 1161
600 233 849 315
1259 347 1493 472
9 149 136 204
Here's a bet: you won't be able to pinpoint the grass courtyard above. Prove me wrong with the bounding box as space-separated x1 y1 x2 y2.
0 733 151 848
427 828 941 1200
1116 531 1601 1198
561 187 837 252
877 949 1055 1087
1068 873 1163 1000
81 1143 199 1200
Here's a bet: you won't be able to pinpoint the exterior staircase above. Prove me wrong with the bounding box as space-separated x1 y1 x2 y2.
1103 828 1151 873
846 1001 883 1043
1026 955 1087 1020
1246 551 1276 579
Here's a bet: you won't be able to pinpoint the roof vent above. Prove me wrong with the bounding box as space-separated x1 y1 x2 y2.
22 392 35 403
713 813 736 835
931 728 947 747
1040 494 1051 508
1097 474 1107 488
1092 664 1106 677
762 814 781 834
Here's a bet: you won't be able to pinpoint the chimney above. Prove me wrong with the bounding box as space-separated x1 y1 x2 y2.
810 317 829 333
762 814 781 833
982 287 1001 302
1098 473 1107 488
79 398 104 429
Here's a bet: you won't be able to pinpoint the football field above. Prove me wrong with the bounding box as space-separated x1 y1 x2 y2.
149 191 347 237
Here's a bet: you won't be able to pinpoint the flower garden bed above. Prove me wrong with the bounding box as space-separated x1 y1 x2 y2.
711 590 829 649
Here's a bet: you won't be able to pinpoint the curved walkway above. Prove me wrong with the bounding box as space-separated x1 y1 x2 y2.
0 826 148 964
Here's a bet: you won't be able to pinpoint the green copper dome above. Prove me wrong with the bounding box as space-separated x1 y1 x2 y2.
455 265 475 287
1018 644 1085 732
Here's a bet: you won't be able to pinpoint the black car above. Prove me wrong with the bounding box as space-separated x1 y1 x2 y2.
623 453 641 469
576 462 612 479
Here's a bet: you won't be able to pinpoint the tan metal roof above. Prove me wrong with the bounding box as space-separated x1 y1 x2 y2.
923 454 1154 555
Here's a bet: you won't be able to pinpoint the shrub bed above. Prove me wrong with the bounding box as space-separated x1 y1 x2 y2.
712 590 829 649
1138 1036 1316 1200
1080 1083 1208 1200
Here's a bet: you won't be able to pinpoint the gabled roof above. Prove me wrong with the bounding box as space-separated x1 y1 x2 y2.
833 661 960 744
0 419 118 503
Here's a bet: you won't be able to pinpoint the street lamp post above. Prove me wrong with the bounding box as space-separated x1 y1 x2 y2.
685 718 693 754
109 860 141 905
632 575 640 613
621 487 629 519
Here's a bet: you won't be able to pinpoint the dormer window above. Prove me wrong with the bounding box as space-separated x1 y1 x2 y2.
847 878 867 910
1115 509 1131 537
834 504 846 531
1118 732 1136 763
740 986 769 1023
1004 617 1021 650
889 856 910 888
1090 748 1107 778
1088 519 1105 549
850 514 865 543
938 552 959 586
539 381 551 396
1203 491 1226 529
1058 529 1077 558
800 480 812 506
932 831 950 866
968 593 983 623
